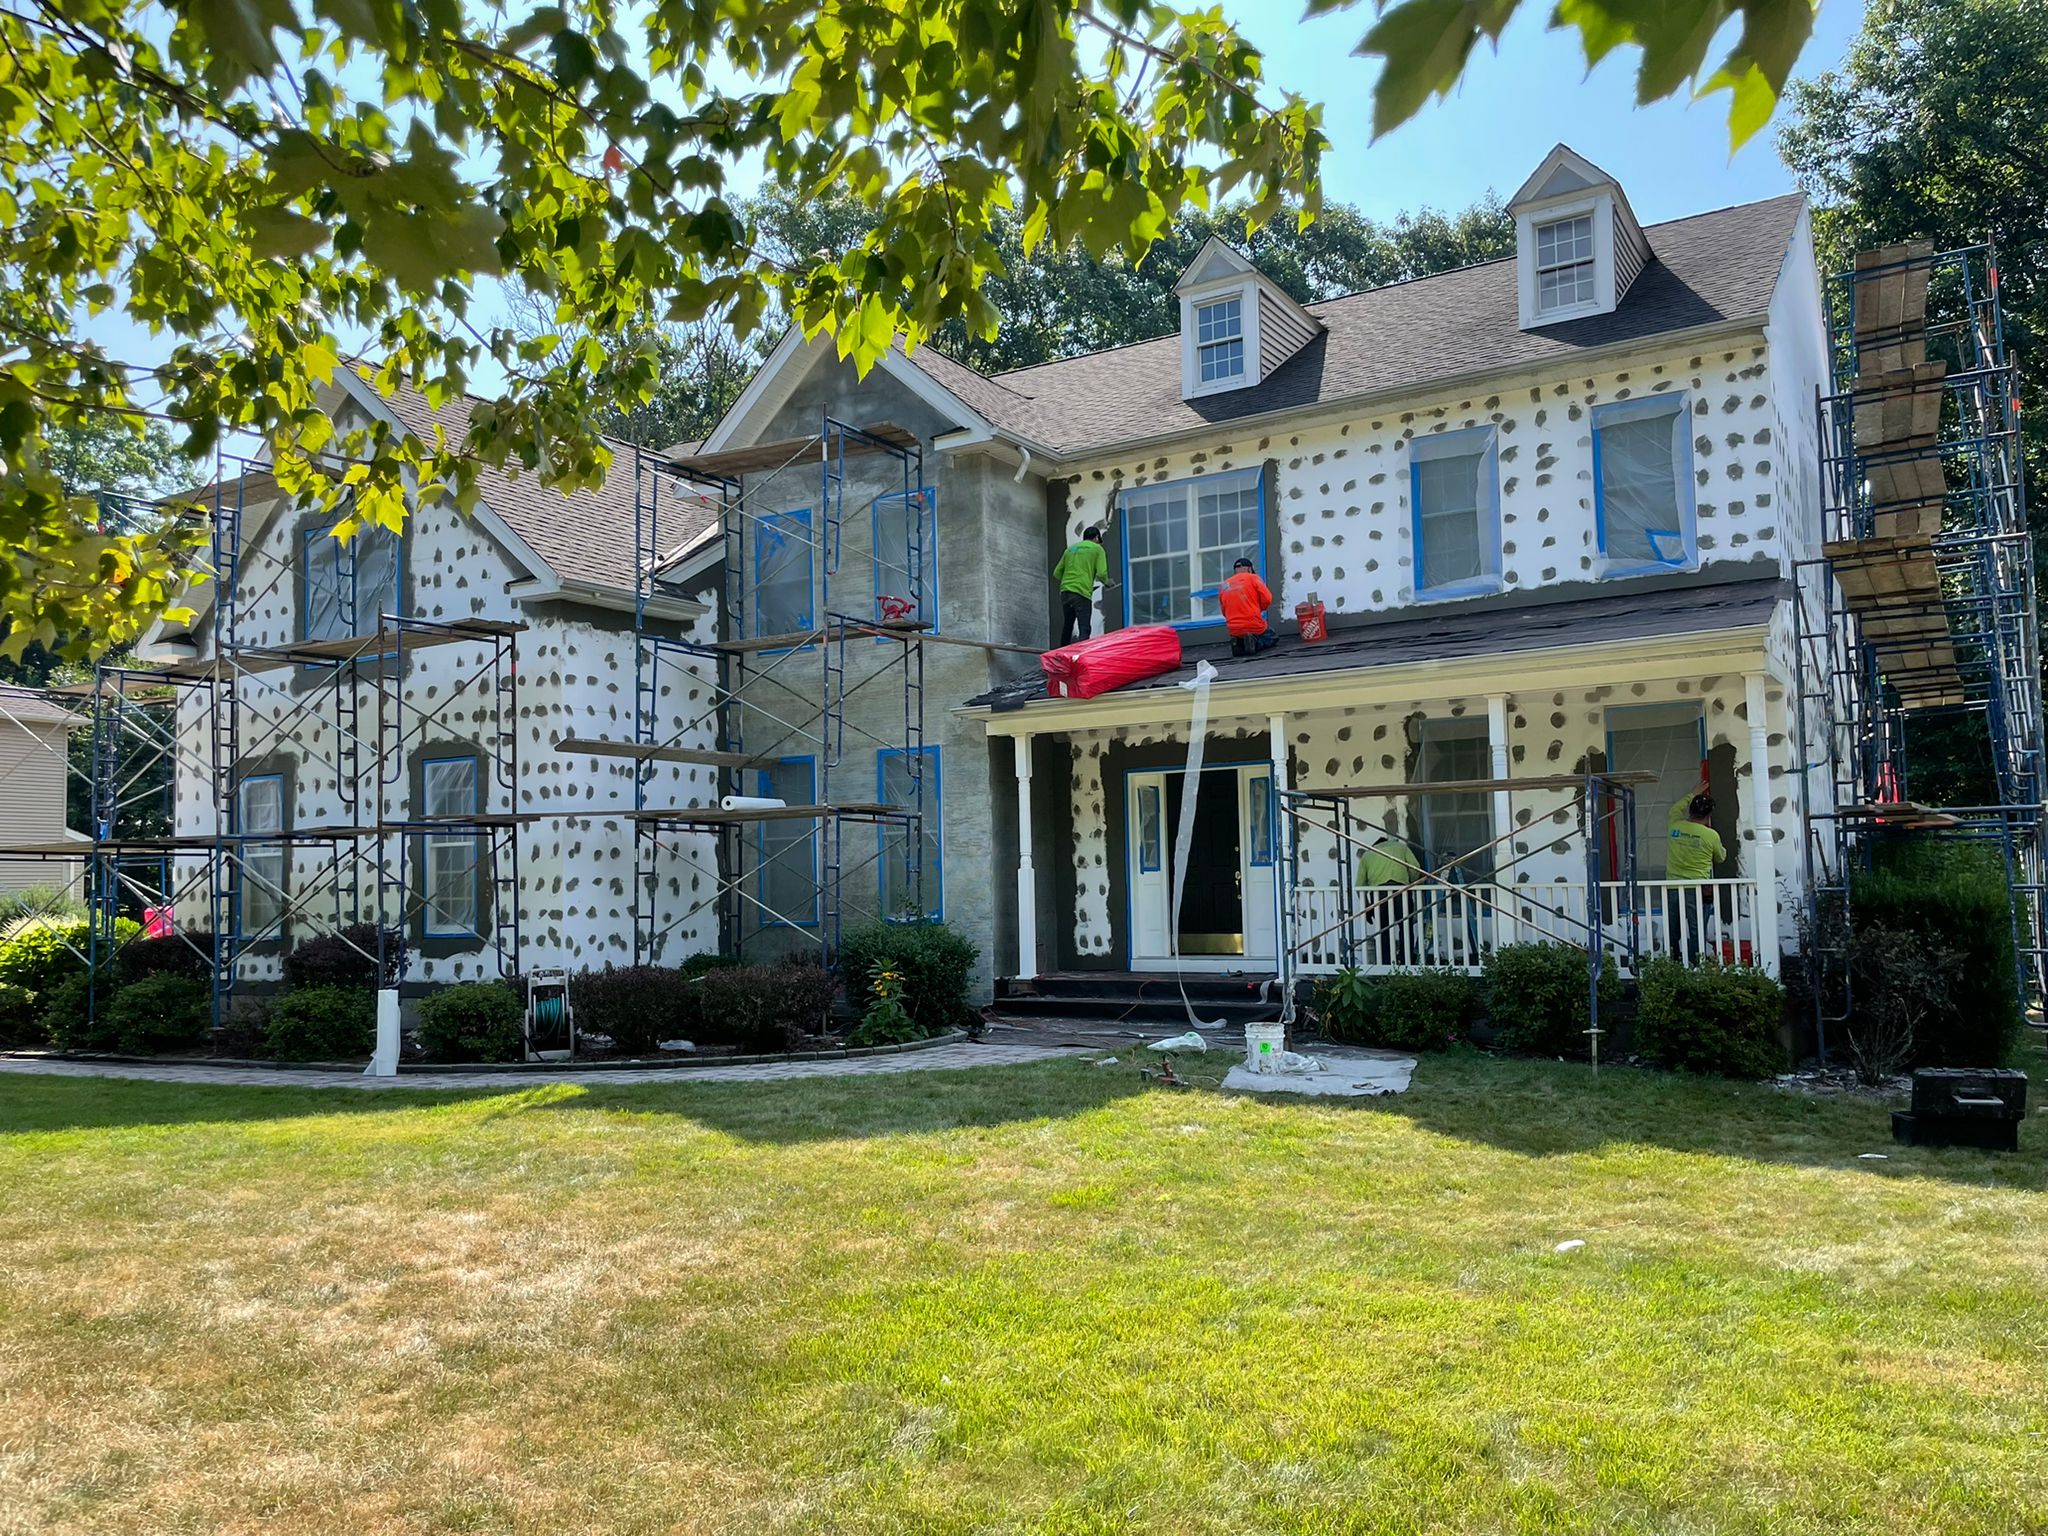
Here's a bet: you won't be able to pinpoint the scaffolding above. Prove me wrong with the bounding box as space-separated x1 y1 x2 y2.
1793 239 2046 1049
0 455 527 1029
563 411 935 974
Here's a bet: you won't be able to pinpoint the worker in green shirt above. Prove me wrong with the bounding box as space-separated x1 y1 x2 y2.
1356 831 1423 967
1052 527 1108 647
1667 775 1727 961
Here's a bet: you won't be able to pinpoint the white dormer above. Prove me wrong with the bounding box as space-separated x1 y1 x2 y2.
1175 237 1322 400
1509 144 1651 330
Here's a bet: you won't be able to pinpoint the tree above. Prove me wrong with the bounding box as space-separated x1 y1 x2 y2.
744 185 1513 375
2 0 1824 659
1779 0 2048 804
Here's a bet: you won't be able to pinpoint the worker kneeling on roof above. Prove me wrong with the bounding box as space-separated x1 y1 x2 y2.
1220 557 1280 658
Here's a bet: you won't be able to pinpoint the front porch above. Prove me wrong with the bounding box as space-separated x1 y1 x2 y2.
974 614 1800 988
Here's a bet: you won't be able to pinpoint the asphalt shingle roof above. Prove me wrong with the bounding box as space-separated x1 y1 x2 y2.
377 384 717 592
965 574 1789 711
909 194 1806 458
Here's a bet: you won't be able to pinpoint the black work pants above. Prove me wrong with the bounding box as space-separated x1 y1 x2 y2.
1059 591 1093 646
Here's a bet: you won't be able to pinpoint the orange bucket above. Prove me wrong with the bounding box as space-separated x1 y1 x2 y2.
1294 598 1328 644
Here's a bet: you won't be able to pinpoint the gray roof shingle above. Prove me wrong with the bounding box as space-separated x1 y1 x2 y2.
910 194 1806 458
377 384 716 592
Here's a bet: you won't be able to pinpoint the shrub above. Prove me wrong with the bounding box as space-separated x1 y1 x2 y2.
0 919 96 997
1634 958 1785 1078
697 960 836 1053
0 980 39 1046
0 884 87 938
1482 942 1621 1058
117 932 215 984
214 995 271 1059
37 970 107 1050
846 964 921 1048
416 981 525 1063
838 921 977 1038
282 924 398 991
1843 922 1957 1085
570 964 692 1055
1314 967 1475 1052
1850 866 2019 1067
265 986 376 1061
99 974 212 1055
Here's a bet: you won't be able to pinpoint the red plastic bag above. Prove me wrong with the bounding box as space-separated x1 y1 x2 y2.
1041 625 1184 700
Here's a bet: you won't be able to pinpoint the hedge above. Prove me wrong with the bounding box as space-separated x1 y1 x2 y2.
1850 864 2020 1067
1634 958 1785 1079
838 921 977 1038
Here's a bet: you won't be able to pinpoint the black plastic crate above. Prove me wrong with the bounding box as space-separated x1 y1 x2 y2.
1892 1110 2021 1153
1910 1068 2028 1120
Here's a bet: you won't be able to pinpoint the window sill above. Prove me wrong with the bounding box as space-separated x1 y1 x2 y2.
1596 555 1697 581
1528 298 1608 327
1414 576 1505 604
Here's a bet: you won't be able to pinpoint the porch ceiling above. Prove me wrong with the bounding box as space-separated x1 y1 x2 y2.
969 575 1787 733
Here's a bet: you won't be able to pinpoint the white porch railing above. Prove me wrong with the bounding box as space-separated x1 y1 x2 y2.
1289 878 1763 976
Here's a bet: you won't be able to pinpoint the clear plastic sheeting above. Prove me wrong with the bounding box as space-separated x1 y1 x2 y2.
1596 399 1688 567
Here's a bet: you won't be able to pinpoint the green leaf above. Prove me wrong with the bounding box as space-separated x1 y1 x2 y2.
244 204 330 261
1359 0 1486 140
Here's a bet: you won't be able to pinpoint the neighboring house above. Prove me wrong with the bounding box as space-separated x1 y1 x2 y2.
138 371 726 989
0 693 87 896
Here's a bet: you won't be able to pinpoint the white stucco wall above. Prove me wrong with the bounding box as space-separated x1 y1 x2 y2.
1056 335 1789 630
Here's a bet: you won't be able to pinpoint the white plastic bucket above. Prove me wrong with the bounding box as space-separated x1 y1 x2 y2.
1244 1023 1285 1074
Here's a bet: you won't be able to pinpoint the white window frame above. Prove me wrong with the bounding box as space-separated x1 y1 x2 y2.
421 755 480 939
1179 277 1262 399
238 775 286 941
1117 467 1265 629
1515 192 1615 329
1409 426 1503 600
1416 719 1493 876
1534 213 1597 316
1194 295 1245 386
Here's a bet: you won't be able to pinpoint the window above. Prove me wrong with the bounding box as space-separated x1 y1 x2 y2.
1247 773 1275 868
758 757 818 926
238 775 285 939
877 747 942 922
1137 784 1162 873
872 488 937 630
422 756 480 937
1606 704 1707 879
1534 213 1596 315
1594 396 1694 571
1120 469 1264 627
1194 295 1245 383
754 509 814 639
1410 429 1501 596
302 521 399 642
1416 719 1492 876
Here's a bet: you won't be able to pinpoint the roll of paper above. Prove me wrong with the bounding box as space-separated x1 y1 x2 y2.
721 795 788 812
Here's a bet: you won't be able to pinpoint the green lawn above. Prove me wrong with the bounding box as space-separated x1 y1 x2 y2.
3 1049 2046 1536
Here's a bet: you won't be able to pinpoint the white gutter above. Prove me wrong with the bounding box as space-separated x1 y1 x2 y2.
961 618 1777 735
504 576 707 622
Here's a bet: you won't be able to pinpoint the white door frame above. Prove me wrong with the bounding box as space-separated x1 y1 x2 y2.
1125 762 1278 973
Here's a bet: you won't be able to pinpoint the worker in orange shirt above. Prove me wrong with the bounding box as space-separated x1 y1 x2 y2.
1218 557 1280 658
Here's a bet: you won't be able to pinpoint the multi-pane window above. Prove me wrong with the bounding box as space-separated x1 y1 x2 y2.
758 757 818 926
1594 396 1693 569
303 521 399 642
1416 719 1492 876
1605 704 1707 879
1121 469 1262 626
755 509 814 637
238 775 285 939
1194 295 1245 383
878 747 942 922
1411 429 1499 594
422 756 480 936
1534 214 1597 314
872 488 937 627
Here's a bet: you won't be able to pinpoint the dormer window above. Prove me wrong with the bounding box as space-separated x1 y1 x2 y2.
1174 235 1322 401
1534 214 1596 315
1509 144 1650 331
1195 296 1245 384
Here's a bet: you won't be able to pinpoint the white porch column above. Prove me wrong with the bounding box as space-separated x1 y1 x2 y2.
1269 713 1293 983
1012 732 1037 980
1487 694 1514 945
1744 673 1782 977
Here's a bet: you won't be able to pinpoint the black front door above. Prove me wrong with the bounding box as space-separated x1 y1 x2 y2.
1167 769 1244 954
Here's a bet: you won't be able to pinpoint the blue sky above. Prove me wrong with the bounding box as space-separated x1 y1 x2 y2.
88 3 1868 395
1224 0 1866 227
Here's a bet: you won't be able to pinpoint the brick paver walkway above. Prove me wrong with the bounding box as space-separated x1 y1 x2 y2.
0 1040 1073 1092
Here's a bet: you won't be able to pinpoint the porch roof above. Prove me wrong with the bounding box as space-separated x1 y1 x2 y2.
964 573 1787 720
